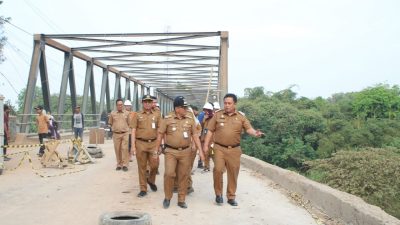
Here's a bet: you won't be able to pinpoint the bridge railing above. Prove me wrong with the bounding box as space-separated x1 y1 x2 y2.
15 113 104 134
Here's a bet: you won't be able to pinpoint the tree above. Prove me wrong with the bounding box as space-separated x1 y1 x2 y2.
353 84 400 119
0 1 10 63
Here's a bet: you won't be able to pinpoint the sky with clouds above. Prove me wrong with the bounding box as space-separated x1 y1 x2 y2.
1 0 400 106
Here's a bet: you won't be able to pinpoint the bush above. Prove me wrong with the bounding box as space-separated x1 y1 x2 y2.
305 148 400 219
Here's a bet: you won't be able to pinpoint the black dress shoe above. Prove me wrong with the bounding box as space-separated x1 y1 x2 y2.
215 195 223 205
3 156 11 161
163 199 170 209
122 166 128 172
147 181 157 192
137 191 147 198
116 167 122 171
187 186 194 194
177 202 187 208
227 199 238 206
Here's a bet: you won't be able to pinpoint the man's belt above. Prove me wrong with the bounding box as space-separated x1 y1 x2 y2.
215 142 240 149
137 138 156 143
113 131 127 134
165 144 190 151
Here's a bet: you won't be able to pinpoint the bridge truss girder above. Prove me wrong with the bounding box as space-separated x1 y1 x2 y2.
21 32 228 133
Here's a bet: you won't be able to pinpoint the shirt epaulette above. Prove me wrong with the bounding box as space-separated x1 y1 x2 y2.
215 109 223 113
164 115 172 119
238 111 246 116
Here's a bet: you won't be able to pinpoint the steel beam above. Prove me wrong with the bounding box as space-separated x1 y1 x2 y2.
57 52 73 125
133 82 138 111
39 48 51 113
99 69 108 124
68 58 77 109
82 61 93 115
125 78 130 100
219 31 229 99
21 36 42 133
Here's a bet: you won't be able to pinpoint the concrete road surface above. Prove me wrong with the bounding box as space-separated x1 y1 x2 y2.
0 140 318 225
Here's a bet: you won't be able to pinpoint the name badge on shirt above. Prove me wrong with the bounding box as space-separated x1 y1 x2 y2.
183 131 189 138
220 123 224 126
172 127 176 131
152 122 156 129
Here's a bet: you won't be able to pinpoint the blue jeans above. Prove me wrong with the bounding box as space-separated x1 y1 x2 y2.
74 128 83 139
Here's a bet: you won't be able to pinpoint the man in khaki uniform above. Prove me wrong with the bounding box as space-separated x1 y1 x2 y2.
131 94 161 198
108 98 131 171
204 93 264 206
35 105 49 157
155 96 203 209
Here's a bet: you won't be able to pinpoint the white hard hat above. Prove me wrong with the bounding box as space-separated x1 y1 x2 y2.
213 102 221 110
124 100 132 106
203 102 213 110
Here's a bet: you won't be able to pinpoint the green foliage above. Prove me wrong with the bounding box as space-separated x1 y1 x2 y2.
353 84 400 119
305 148 400 219
239 85 400 219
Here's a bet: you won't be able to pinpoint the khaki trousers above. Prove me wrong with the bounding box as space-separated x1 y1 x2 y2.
112 132 129 167
213 144 242 200
164 147 191 202
136 140 159 192
174 148 196 189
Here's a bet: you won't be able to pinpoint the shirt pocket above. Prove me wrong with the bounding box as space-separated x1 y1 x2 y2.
167 122 178 134
232 119 243 131
216 118 226 130
182 124 192 135
138 117 147 129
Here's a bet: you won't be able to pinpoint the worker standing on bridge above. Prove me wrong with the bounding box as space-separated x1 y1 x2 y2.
35 105 49 157
130 94 161 198
155 96 203 209
108 99 130 172
203 93 264 206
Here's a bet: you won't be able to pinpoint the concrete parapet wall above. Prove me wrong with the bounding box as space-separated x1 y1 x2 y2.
241 154 400 225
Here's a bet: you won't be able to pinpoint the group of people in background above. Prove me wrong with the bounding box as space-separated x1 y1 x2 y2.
108 93 264 209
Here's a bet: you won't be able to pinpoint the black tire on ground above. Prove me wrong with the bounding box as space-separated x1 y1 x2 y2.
92 152 104 158
99 211 151 225
87 146 102 155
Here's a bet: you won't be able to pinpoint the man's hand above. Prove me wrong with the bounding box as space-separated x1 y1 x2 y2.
255 129 264 137
131 146 136 156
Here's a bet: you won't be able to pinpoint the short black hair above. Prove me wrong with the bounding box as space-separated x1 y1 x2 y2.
224 93 237 103
116 98 123 104
4 105 9 110
191 106 198 111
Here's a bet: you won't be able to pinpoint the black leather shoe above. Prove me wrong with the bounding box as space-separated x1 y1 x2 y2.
137 191 147 198
215 195 223 205
147 179 157 192
163 199 170 209
116 167 122 171
122 166 128 172
227 199 238 206
177 202 187 209
187 186 194 194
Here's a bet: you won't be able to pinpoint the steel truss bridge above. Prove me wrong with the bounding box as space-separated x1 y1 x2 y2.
20 32 229 132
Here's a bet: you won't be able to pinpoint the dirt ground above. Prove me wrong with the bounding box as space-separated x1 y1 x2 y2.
0 139 319 225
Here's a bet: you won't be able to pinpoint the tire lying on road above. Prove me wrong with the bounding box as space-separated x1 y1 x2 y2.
87 146 102 155
99 211 151 225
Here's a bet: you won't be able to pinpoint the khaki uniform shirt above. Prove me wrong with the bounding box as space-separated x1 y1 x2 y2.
108 110 130 133
206 110 252 146
36 113 49 134
200 117 213 142
127 111 137 134
131 109 161 140
159 112 199 148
